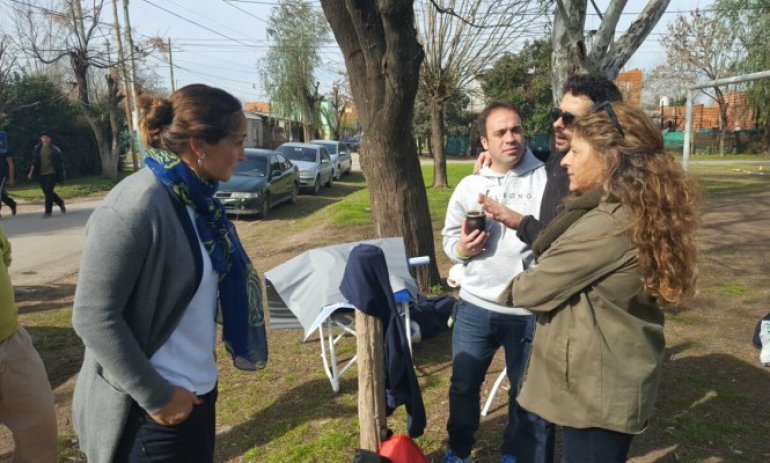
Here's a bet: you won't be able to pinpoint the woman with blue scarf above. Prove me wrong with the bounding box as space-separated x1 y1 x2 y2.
71 84 267 463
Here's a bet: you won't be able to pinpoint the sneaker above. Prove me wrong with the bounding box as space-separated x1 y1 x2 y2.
501 455 518 463
444 450 474 463
60 204 66 214
43 213 51 219
10 203 15 216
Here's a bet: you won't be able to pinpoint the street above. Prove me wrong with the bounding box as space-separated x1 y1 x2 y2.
1 198 102 286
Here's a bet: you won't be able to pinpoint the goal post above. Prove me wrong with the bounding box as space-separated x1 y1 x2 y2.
682 69 770 170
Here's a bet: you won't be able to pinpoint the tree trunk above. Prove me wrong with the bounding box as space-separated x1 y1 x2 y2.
551 0 588 104
321 0 441 292
551 0 670 105
355 310 387 451
430 97 448 188
108 72 122 178
718 99 728 157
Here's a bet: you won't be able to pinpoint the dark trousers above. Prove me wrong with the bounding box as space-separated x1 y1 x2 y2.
39 174 64 215
446 300 552 460
115 387 218 463
562 426 633 463
0 177 15 212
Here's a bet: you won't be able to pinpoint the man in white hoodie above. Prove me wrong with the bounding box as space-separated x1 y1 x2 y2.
441 102 548 463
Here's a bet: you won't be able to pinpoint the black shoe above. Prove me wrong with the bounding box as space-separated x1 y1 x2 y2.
60 204 66 214
10 204 16 216
43 212 52 219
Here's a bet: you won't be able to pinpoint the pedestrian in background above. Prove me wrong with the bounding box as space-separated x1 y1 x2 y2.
27 132 66 218
0 147 17 217
0 226 58 462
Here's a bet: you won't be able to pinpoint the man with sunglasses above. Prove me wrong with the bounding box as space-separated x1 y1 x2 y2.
470 75 623 463
476 74 623 247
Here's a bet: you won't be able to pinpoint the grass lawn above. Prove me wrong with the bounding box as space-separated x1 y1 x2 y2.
12 160 770 462
8 174 126 201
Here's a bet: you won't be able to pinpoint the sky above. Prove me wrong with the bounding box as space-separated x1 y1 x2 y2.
5 0 716 104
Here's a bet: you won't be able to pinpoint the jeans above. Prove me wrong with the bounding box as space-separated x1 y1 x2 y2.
0 177 15 213
39 174 64 215
447 300 552 461
562 427 633 463
115 387 218 463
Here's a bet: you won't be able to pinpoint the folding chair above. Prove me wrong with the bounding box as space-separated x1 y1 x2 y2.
265 237 421 393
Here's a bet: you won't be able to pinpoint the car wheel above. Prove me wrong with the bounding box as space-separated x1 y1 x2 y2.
325 172 333 188
259 193 270 219
312 176 321 195
289 184 299 204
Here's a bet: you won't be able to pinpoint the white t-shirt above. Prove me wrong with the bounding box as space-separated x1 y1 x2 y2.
150 207 218 395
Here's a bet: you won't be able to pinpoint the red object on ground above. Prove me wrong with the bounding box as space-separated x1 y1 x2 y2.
379 434 430 463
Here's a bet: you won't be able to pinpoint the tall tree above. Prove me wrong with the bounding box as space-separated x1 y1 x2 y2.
480 39 554 137
0 37 17 127
261 0 330 142
18 0 124 179
718 0 770 152
658 10 739 156
320 0 440 292
417 0 546 188
323 79 353 140
551 0 670 103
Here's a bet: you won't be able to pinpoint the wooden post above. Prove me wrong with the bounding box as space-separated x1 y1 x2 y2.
356 310 387 451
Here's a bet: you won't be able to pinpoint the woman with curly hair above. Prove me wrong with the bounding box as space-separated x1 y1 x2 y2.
502 102 699 462
72 84 267 463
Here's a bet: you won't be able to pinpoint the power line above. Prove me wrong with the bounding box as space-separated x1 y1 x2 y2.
138 0 257 48
220 0 269 24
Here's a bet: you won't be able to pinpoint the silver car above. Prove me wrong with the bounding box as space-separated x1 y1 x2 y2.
310 140 353 179
275 142 334 194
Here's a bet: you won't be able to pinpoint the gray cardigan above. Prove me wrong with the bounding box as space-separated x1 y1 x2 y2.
72 168 203 462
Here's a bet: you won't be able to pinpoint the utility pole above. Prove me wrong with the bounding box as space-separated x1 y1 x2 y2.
122 0 141 155
168 37 175 92
113 0 138 170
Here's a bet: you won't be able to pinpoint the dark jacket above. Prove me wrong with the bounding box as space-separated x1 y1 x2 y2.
516 150 570 245
339 244 426 438
32 143 65 183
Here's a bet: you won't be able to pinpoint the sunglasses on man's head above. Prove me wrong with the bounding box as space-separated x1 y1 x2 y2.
550 108 576 125
592 101 625 137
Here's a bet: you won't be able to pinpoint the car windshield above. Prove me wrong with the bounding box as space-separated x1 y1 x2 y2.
314 142 337 154
233 158 267 177
277 146 317 163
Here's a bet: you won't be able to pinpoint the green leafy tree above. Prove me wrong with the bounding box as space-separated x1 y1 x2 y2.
413 86 472 156
261 0 330 142
480 39 553 137
718 0 770 152
4 73 100 178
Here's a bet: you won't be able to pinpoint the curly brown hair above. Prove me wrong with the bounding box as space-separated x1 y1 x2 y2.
572 102 700 305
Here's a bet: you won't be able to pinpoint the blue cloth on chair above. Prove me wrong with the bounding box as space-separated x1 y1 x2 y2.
339 244 427 438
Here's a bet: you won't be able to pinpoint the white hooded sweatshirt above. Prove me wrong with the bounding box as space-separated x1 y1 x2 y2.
441 149 547 315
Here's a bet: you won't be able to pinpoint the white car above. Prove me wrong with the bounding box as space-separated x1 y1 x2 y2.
275 142 334 194
310 140 353 179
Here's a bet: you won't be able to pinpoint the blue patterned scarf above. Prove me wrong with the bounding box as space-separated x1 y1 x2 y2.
144 148 267 370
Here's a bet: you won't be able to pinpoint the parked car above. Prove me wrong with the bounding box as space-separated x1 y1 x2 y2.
341 133 361 152
275 142 334 194
215 149 299 218
310 140 352 179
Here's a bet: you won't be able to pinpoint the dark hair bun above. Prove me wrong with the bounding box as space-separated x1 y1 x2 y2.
138 95 174 132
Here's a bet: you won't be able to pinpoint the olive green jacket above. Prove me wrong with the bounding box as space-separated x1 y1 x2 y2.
506 202 665 434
